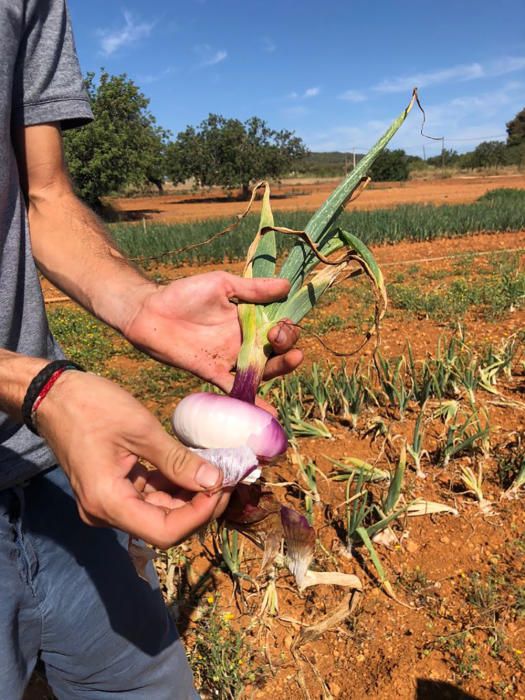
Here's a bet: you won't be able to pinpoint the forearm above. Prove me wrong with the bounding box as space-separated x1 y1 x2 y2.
13 123 155 332
28 187 155 333
0 349 48 422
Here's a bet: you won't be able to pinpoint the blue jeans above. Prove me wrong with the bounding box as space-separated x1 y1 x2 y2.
0 466 199 699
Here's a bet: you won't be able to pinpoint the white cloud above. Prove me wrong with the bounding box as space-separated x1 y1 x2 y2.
374 63 484 93
203 49 227 66
195 45 228 67
282 105 309 118
304 87 320 98
373 55 525 93
338 89 367 102
288 87 320 100
490 56 525 75
304 81 523 155
423 81 523 127
137 66 178 85
262 36 276 53
99 11 154 56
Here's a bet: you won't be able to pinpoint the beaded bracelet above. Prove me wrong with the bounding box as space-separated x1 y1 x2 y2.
22 360 85 435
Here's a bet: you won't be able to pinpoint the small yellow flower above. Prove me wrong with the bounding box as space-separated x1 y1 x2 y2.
223 612 234 621
207 595 214 604
514 649 523 655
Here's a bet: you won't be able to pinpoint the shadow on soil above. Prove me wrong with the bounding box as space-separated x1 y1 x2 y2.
174 190 310 205
416 679 482 699
103 208 162 223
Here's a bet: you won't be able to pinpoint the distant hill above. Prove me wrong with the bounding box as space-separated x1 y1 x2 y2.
293 151 365 178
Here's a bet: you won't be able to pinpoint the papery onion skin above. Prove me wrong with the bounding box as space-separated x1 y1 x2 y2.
190 446 261 487
172 392 288 460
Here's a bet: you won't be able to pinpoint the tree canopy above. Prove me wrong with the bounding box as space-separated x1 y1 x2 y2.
506 107 525 147
166 114 308 197
466 140 508 168
63 70 170 208
369 149 409 181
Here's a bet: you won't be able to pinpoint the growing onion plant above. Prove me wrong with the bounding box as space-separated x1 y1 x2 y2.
170 92 420 590
172 93 420 471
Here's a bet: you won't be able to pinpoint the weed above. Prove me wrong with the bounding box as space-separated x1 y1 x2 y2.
431 632 481 682
305 313 346 335
190 598 265 699
496 433 525 490
466 572 499 611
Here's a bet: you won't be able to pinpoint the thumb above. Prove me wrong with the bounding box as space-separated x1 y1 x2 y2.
226 275 291 304
135 419 223 492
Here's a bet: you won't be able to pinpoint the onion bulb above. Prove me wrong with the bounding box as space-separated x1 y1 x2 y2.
172 392 288 460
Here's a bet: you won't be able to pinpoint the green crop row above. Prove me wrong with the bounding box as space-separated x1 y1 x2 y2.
109 188 525 265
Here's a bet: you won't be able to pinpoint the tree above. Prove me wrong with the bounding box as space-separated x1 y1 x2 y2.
426 149 460 168
166 114 308 198
506 107 525 147
63 70 170 208
468 140 507 168
369 149 409 181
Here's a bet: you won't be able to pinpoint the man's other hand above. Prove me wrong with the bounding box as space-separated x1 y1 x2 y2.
36 371 230 548
123 271 303 393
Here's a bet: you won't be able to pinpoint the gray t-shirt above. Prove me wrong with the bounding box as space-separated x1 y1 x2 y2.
0 0 93 489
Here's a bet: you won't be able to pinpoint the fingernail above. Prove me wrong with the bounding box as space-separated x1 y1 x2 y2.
196 463 220 489
275 325 285 345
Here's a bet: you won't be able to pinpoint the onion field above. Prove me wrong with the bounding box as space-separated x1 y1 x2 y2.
111 188 525 266
38 182 525 700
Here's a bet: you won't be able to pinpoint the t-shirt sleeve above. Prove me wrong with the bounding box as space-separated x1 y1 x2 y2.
12 0 93 131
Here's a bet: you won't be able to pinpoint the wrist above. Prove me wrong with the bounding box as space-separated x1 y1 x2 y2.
0 352 49 422
109 279 158 338
22 361 85 435
32 367 86 440
119 280 160 343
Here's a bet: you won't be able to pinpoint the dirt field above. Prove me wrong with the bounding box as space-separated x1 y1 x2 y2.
109 174 525 224
33 178 525 700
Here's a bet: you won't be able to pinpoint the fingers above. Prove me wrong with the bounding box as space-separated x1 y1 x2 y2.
135 418 223 493
110 480 225 549
267 318 301 354
226 275 291 304
262 348 304 380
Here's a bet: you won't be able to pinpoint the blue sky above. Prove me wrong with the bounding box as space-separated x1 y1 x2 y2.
68 0 525 157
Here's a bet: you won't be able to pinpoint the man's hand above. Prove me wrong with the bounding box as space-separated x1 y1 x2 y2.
36 370 230 549
123 271 303 393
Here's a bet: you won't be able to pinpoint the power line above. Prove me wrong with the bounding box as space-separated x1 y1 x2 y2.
445 134 506 142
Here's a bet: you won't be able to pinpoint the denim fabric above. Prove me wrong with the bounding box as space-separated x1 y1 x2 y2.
0 466 199 699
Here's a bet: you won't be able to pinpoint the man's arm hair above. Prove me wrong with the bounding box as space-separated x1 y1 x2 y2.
13 123 155 333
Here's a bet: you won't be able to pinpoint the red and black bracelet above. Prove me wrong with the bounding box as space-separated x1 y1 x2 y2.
22 360 85 435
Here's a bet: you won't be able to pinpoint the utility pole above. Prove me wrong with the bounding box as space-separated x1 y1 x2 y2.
352 149 356 170
441 137 445 171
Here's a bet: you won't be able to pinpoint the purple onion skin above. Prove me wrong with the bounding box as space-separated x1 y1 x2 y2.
223 483 280 527
280 506 312 535
230 366 260 405
257 415 288 462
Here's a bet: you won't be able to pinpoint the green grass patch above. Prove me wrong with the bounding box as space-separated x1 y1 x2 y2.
110 188 525 266
388 265 525 322
110 362 200 404
48 307 122 371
